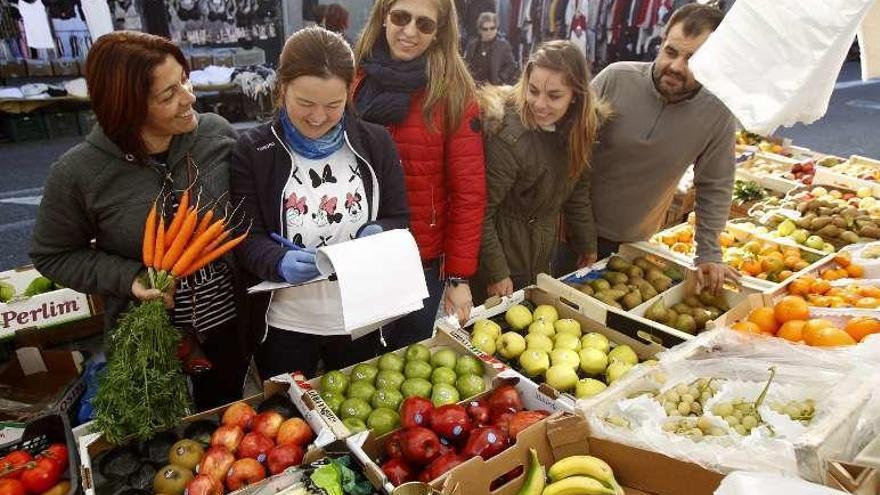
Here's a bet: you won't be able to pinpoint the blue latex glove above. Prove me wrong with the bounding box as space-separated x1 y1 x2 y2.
278 249 320 283
356 223 384 238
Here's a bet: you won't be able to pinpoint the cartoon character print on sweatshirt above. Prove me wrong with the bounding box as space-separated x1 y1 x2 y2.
284 191 308 228
312 194 343 227
345 191 364 223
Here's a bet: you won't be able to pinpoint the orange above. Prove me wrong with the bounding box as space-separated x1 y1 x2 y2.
774 296 810 323
672 242 690 253
782 247 801 259
760 244 778 256
788 278 812 296
748 307 779 334
742 259 763 276
855 297 880 309
766 251 785 262
762 258 785 273
784 255 802 269
677 229 694 243
822 269 843 281
778 270 794 281
804 318 835 333
777 320 806 342
844 317 880 341
732 321 763 335
794 260 810 271
859 286 880 298
810 279 831 295
719 231 735 247
833 254 851 268
846 264 865 278
808 295 831 307
805 327 856 347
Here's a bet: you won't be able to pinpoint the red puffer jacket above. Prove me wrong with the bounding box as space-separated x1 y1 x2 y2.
354 79 487 278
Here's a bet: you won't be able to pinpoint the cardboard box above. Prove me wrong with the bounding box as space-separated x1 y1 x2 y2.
25 59 53 76
0 59 27 79
826 461 880 495
429 413 723 495
50 58 80 76
0 347 85 421
77 379 334 495
1 266 99 339
348 375 575 494
286 325 511 442
815 155 880 197
0 414 79 495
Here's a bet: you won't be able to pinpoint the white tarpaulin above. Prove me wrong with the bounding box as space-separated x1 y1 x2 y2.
689 0 878 135
859 0 880 79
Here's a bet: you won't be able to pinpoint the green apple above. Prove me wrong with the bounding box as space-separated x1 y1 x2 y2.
320 370 349 395
575 378 607 399
554 318 582 337
580 332 611 354
545 365 578 392
505 304 533 331
471 331 497 355
553 333 581 352
496 332 526 360
404 344 431 363
528 318 555 338
431 366 457 386
377 352 405 373
431 348 458 369
473 319 502 340
401 378 433 399
455 355 483 376
367 407 400 436
608 345 638 366
533 304 559 324
375 370 405 391
518 349 550 377
431 383 460 407
342 417 367 434
789 229 809 244
525 333 553 353
578 348 608 375
776 219 796 236
455 373 485 398
338 398 372 422
404 360 433 380
348 381 376 403
372 388 403 410
606 361 634 384
805 235 825 250
320 391 345 415
550 348 580 369
350 363 378 384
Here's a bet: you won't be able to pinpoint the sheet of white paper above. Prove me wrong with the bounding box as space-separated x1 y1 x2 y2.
247 274 331 294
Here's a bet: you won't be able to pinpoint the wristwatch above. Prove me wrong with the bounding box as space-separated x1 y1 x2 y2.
447 277 468 287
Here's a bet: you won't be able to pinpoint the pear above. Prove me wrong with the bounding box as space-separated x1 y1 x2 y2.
650 276 673 292
577 284 594 296
697 291 716 307
663 309 679 327
621 290 643 310
590 279 611 292
645 299 668 323
602 272 628 285
664 266 684 282
625 265 644 280
672 303 692 316
603 289 626 301
705 307 722 320
674 314 697 334
645 268 664 282
607 256 631 272
611 283 629 293
633 257 656 272
683 295 702 308
639 284 658 301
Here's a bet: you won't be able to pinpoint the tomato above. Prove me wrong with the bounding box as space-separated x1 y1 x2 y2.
19 459 60 495
0 452 33 480
37 446 67 472
38 481 68 495
0 479 26 495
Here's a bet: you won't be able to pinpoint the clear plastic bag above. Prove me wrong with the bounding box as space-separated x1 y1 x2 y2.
715 471 847 495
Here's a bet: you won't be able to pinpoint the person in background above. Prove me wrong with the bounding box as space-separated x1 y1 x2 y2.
464 11 518 86
455 0 496 50
353 0 486 346
555 3 739 294
473 40 602 302
320 3 351 43
30 31 249 410
231 27 409 380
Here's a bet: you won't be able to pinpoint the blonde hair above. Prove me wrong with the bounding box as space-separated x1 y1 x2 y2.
513 40 603 178
354 0 476 134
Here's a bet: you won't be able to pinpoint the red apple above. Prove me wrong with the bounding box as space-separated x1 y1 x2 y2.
381 458 416 486
438 437 455 456
400 397 434 429
276 418 313 447
197 446 236 482
266 444 304 475
225 458 266 491
430 405 472 442
400 427 442 466
422 452 466 482
385 430 405 459
461 427 507 460
211 425 244 454
465 400 491 427
185 475 223 495
418 469 432 483
487 385 523 418
222 402 257 431
252 411 285 440
507 410 550 441
492 411 515 438
237 433 274 463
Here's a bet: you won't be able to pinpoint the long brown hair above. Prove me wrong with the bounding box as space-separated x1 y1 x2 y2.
84 31 189 160
275 26 355 109
353 0 476 134
514 40 602 178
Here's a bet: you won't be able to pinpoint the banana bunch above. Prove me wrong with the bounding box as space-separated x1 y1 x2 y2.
517 451 623 495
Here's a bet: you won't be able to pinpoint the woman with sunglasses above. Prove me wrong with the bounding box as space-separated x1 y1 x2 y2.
472 40 605 302
30 31 251 410
464 11 518 86
353 0 486 347
230 27 409 380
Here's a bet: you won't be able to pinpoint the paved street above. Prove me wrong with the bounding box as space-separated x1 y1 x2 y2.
1 61 879 272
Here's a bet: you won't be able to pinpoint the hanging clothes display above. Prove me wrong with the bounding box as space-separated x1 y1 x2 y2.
142 0 170 37
14 0 56 49
80 0 114 40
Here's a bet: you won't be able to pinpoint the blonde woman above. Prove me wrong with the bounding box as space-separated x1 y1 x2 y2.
353 0 486 345
472 40 605 302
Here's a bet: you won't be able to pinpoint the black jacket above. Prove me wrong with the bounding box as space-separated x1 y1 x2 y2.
465 37 519 86
456 0 496 40
230 112 410 343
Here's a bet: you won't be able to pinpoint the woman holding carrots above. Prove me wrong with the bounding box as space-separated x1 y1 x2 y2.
30 31 250 410
230 27 410 379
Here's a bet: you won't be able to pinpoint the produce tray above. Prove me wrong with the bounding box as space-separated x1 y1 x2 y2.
814 155 880 197
286 325 509 441
76 379 330 495
735 152 803 194
0 413 79 495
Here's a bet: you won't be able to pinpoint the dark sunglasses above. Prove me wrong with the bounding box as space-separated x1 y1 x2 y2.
388 9 438 35
480 25 497 31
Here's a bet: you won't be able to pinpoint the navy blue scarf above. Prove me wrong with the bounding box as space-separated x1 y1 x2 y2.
279 110 345 160
354 39 428 125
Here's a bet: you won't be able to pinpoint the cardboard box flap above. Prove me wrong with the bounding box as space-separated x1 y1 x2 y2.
545 414 589 460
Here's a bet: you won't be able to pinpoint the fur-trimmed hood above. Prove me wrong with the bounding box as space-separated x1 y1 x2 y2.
476 84 612 135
